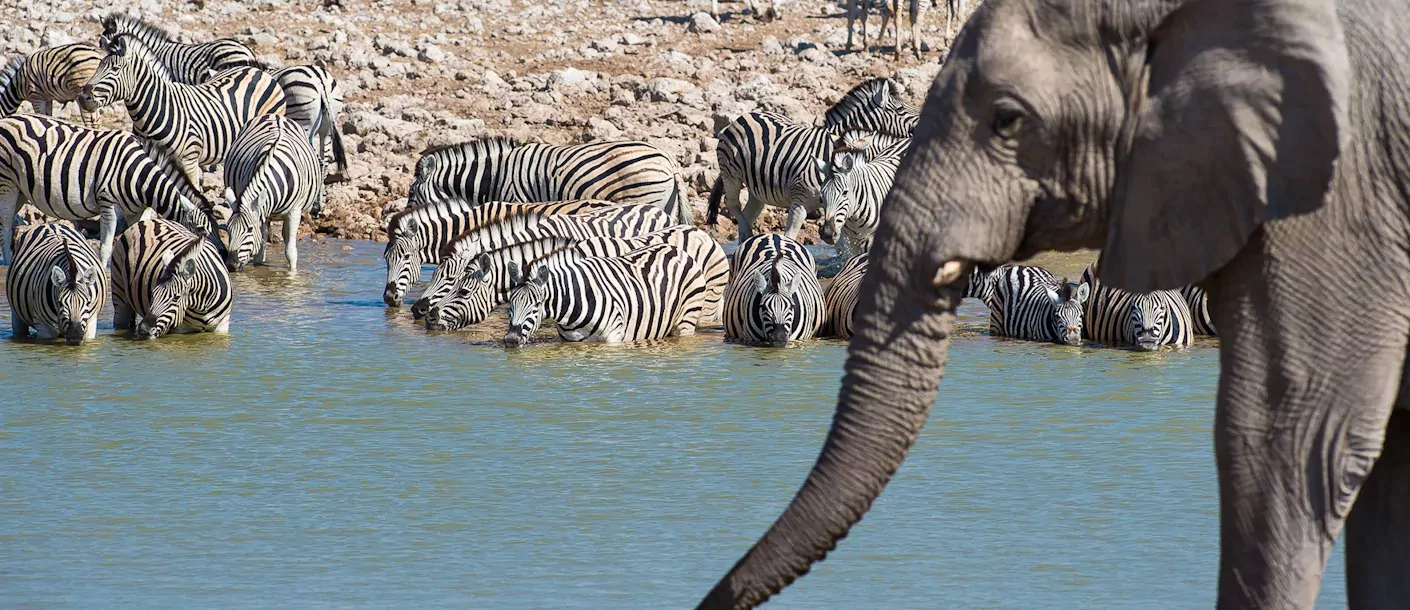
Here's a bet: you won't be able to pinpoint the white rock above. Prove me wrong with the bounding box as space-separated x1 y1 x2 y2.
548 67 597 88
687 12 721 34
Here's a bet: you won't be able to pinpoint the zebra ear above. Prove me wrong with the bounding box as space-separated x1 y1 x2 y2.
159 248 176 269
871 81 890 108
754 270 770 294
814 156 829 179
179 259 197 278
402 217 421 237
532 265 550 286
75 265 100 287
474 252 491 271
506 261 523 285
1045 284 1061 304
110 35 127 56
50 265 68 288
1075 282 1090 304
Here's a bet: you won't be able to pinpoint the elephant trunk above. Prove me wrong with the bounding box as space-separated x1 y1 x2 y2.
699 259 962 609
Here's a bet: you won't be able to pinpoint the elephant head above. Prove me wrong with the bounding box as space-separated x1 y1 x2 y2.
699 0 1348 607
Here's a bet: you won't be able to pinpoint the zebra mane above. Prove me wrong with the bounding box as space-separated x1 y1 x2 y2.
0 55 25 113
518 243 583 282
216 57 270 72
142 140 216 220
60 230 82 286
103 12 178 44
418 137 523 163
106 34 177 80
825 79 904 120
439 209 550 259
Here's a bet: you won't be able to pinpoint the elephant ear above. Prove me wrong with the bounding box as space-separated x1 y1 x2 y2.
1101 0 1348 292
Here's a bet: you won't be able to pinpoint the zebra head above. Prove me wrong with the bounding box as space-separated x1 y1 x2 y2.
1129 292 1170 351
504 261 551 348
137 238 202 340
965 265 997 303
1046 280 1089 346
817 149 865 245
424 253 495 332
413 242 482 319
223 187 265 272
382 216 424 307
50 241 104 346
406 153 447 209
79 34 142 112
755 265 798 348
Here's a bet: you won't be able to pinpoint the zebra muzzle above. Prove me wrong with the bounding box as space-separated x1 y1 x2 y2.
503 330 528 348
410 297 431 319
64 323 85 346
383 285 403 308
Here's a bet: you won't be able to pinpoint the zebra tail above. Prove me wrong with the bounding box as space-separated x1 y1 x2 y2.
329 120 348 175
706 175 724 226
669 172 693 225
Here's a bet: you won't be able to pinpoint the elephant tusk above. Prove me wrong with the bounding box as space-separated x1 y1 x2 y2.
932 260 966 287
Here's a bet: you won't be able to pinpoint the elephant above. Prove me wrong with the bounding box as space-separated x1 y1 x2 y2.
697 0 1410 608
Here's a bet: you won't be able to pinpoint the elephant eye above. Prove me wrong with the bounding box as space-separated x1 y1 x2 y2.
992 105 1025 141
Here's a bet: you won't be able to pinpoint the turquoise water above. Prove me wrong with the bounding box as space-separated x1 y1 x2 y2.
0 240 1347 607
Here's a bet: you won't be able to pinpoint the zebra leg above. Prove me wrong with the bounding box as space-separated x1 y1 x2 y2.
35 99 54 116
10 305 29 338
113 301 136 331
1346 409 1410 607
879 0 894 56
256 219 270 266
84 314 97 340
910 0 923 58
782 203 808 240
96 205 118 270
0 189 17 266
724 176 753 243
282 214 300 272
846 0 857 50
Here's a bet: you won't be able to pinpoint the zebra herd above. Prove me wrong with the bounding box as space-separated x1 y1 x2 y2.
0 12 1210 353
1 13 337 343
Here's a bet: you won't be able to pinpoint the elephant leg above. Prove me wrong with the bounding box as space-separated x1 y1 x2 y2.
1345 408 1410 608
1210 239 1407 609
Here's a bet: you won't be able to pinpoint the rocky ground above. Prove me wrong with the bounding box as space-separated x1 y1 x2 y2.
5 0 973 244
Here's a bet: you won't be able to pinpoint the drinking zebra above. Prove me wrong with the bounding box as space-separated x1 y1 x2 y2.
223 115 325 272
1081 263 1194 350
503 243 705 346
722 233 824 347
112 218 232 339
413 202 676 318
819 252 868 339
424 225 727 332
5 221 105 344
0 114 219 268
0 44 104 127
99 12 258 85
407 138 689 225
965 264 997 302
1180 284 1217 336
382 199 614 307
78 34 286 190
817 133 909 260
984 265 1088 345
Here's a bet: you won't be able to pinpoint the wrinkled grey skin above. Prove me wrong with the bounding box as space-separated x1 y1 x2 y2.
699 0 1410 608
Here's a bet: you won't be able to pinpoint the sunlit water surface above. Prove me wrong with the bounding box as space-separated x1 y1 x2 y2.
0 240 1347 608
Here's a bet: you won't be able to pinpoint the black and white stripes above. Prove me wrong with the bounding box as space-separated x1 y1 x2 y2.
99 12 259 85
111 218 233 339
0 44 104 127
5 221 106 345
983 265 1088 345
817 133 908 259
723 233 824 346
222 114 325 271
1081 263 1194 350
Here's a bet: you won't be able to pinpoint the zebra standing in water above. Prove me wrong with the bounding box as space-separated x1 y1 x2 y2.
424 225 727 332
819 252 868 339
984 265 1088 345
112 218 232 339
78 34 286 190
223 115 325 272
1081 263 1194 350
99 12 257 84
5 221 105 344
723 233 824 347
817 133 909 260
1180 284 1217 336
414 202 677 318
0 115 219 268
382 199 614 307
0 44 104 126
708 79 918 243
407 138 690 224
503 243 705 346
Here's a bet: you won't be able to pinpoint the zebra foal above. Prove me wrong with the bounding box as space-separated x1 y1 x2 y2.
503 243 704 346
408 138 689 225
382 199 614 307
223 115 325 272
0 44 104 127
0 114 219 268
78 34 286 190
112 218 232 339
5 221 105 344
723 233 824 347
1081 263 1194 350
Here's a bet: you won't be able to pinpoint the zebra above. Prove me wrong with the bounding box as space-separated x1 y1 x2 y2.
99 12 258 85
984 265 1088 345
823 78 920 137
1181 284 1217 336
0 44 104 127
414 202 677 318
111 218 232 339
77 34 286 190
382 198 614 307
271 64 347 180
0 114 220 268
817 133 909 260
424 225 728 332
1081 263 1194 350
711 0 781 22
819 252 868 339
407 137 690 225
502 242 704 346
5 221 105 344
222 115 325 272
723 233 824 347
874 0 967 59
